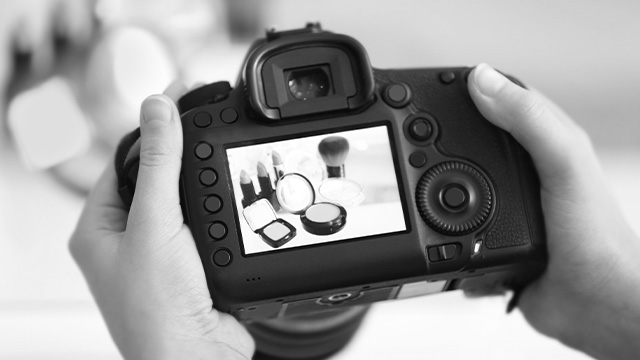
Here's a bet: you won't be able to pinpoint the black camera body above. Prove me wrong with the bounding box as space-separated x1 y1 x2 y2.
178 24 546 321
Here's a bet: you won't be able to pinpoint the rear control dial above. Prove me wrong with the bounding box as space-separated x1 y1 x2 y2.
416 162 492 235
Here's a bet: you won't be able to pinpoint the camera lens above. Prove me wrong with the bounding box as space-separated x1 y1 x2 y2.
287 67 331 100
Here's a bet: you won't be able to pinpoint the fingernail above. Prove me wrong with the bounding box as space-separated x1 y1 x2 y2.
142 96 172 123
473 63 508 97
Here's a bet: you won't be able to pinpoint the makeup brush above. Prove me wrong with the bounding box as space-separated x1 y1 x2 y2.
240 169 258 208
272 150 285 181
318 136 350 178
257 161 280 211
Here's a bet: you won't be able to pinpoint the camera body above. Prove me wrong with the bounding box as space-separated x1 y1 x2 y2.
178 24 546 321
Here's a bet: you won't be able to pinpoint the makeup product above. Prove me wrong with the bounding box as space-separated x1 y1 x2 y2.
240 169 259 208
318 136 350 178
317 136 365 206
318 178 366 207
272 150 285 180
276 173 347 236
257 161 280 211
243 198 296 248
283 150 325 188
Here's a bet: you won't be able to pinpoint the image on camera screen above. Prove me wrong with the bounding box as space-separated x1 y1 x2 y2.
226 125 407 254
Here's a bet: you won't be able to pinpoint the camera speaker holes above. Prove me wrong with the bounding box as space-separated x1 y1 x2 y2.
246 277 262 282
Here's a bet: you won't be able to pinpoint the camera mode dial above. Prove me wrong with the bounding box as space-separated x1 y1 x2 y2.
416 161 492 235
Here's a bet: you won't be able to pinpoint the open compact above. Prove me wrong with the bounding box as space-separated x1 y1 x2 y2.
243 198 296 248
276 173 347 236
318 178 365 207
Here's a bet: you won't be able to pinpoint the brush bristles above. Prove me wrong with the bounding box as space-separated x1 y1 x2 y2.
318 136 350 167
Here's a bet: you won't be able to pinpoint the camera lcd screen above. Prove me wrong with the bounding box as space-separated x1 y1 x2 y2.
226 125 407 254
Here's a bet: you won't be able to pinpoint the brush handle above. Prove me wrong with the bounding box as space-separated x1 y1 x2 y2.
326 165 345 178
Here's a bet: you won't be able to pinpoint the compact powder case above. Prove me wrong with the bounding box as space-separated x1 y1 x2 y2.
243 198 296 248
318 177 365 207
276 173 347 236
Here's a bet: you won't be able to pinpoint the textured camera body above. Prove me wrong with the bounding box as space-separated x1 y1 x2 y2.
177 25 546 321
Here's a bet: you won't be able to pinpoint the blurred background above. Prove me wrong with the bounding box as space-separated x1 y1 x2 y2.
1 0 638 359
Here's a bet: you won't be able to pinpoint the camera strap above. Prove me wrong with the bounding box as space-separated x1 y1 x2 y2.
114 81 232 207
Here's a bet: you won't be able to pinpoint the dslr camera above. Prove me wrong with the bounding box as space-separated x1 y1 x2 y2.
140 24 547 322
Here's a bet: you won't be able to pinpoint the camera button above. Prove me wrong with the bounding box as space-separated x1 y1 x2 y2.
212 249 232 266
199 169 218 186
221 108 238 124
195 143 213 159
208 222 228 240
439 71 456 84
439 244 458 260
441 185 468 210
383 83 411 107
194 112 212 128
204 195 223 213
409 118 432 141
409 151 427 168
427 244 458 262
416 162 492 235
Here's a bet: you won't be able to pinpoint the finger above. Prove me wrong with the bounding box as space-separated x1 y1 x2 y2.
76 163 128 235
163 80 188 103
69 164 125 268
128 94 184 237
467 64 595 185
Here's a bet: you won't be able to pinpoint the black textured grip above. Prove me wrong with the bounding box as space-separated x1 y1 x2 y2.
115 128 141 208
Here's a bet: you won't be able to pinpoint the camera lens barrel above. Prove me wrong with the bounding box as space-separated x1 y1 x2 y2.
248 306 370 360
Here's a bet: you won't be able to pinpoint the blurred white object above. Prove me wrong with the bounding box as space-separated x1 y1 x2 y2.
7 77 91 169
95 0 227 64
85 26 177 147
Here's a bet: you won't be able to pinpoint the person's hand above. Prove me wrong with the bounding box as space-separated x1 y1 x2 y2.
69 83 255 360
468 64 640 360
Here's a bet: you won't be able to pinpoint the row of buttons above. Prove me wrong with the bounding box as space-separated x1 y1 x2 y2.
390 73 467 257
400 72 456 169
193 108 239 128
406 117 432 169
193 140 233 267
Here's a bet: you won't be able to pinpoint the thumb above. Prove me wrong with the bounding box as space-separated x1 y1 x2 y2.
128 94 184 234
467 64 594 187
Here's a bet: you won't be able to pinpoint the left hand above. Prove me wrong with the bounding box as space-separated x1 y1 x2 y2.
69 82 255 360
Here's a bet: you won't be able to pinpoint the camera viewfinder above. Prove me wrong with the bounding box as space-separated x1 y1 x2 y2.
287 65 333 100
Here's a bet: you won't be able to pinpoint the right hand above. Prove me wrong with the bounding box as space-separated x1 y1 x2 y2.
468 63 640 360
